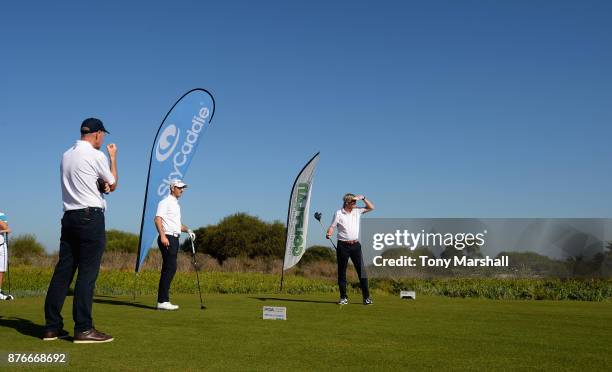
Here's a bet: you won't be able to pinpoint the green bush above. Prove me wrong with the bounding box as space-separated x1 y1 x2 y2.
499 251 569 277
8 234 45 258
186 213 285 264
298 245 336 266
105 229 139 253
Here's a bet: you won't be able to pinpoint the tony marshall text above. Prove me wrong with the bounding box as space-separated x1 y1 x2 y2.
372 255 509 268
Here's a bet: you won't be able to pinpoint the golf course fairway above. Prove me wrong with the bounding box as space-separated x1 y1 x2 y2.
0 294 610 371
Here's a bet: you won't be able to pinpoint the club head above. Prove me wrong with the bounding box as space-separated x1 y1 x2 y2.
314 212 322 221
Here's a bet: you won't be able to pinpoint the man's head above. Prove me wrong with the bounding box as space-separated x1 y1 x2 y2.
170 179 188 198
80 118 110 149
343 193 357 210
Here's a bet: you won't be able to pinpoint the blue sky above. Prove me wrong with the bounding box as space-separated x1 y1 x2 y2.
1 0 611 252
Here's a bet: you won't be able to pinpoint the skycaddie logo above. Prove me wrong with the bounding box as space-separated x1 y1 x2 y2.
291 183 309 256
156 124 180 162
156 105 210 196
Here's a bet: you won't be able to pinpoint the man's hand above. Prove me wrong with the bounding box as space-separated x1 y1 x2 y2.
160 235 170 248
106 143 118 192
97 178 111 194
326 227 334 239
106 143 117 159
188 229 196 241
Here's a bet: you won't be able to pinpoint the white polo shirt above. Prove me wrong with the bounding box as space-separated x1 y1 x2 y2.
330 207 367 241
156 194 182 236
61 140 115 211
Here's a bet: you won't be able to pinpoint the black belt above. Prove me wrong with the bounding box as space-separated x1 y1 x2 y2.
165 233 180 238
65 207 104 214
339 239 359 245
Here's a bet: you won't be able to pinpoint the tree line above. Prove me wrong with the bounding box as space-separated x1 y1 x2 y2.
5 213 336 266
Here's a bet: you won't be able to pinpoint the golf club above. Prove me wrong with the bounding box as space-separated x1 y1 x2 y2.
190 238 206 310
3 232 14 300
314 212 337 250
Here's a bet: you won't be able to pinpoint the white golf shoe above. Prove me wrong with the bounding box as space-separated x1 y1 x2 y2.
0 291 14 300
157 302 179 310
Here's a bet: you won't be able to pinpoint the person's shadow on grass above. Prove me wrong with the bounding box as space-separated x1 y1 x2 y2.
0 316 46 340
93 296 157 310
249 296 337 304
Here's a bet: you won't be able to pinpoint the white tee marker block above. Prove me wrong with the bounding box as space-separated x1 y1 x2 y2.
400 291 416 299
263 306 287 320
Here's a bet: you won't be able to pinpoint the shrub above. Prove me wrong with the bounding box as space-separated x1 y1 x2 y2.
499 251 569 277
105 229 139 253
8 234 45 258
186 213 285 264
298 245 336 266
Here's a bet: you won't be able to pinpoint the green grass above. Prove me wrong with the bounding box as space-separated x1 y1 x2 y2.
0 294 610 371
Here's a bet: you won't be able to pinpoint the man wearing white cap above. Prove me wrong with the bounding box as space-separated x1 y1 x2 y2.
154 179 195 310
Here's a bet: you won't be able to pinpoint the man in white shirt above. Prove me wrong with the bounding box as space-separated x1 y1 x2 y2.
326 193 375 305
154 179 196 310
0 211 14 300
44 118 118 343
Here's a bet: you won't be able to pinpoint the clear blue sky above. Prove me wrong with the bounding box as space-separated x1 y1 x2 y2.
1 0 611 252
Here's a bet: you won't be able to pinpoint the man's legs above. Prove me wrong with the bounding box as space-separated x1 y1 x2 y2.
0 247 5 299
0 237 6 292
44 214 78 332
72 210 106 333
336 241 351 299
349 243 370 299
157 236 178 303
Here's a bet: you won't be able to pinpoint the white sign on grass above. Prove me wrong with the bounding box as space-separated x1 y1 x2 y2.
400 291 416 299
263 306 287 320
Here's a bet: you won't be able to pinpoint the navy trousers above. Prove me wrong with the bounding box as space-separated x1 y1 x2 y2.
157 235 179 303
336 240 370 299
44 208 106 333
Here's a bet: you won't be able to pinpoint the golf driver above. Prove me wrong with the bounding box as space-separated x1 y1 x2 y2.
314 212 337 250
189 238 206 310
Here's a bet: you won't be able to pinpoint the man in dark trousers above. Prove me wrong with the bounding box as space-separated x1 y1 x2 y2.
43 118 118 343
326 193 375 305
154 179 195 310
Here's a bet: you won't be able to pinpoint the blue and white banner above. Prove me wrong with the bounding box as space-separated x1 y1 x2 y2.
135 89 215 272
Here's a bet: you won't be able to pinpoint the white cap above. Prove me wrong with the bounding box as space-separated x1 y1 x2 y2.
170 179 188 189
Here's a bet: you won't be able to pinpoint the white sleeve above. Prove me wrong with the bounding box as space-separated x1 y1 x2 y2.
329 211 340 228
357 208 367 215
95 152 116 185
155 199 166 218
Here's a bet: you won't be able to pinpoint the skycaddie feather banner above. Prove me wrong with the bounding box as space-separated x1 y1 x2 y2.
282 152 320 271
135 89 215 272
